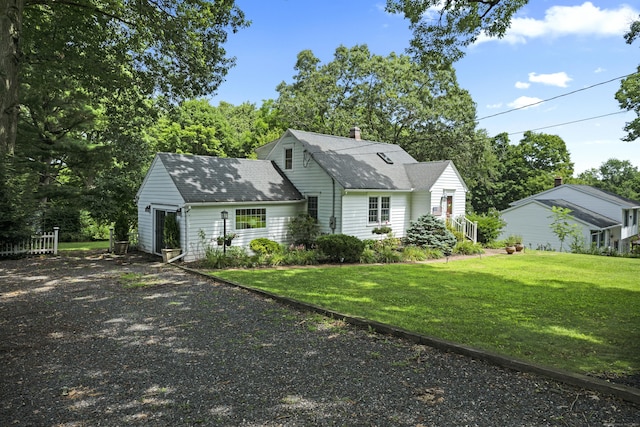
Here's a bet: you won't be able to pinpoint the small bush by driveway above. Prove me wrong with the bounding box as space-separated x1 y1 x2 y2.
1 252 638 426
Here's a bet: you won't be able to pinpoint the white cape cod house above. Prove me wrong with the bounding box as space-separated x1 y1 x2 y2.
500 180 640 252
136 128 472 261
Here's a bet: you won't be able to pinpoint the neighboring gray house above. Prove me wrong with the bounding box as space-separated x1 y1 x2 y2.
137 128 473 261
500 181 640 252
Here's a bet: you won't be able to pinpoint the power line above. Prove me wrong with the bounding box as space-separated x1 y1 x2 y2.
476 72 637 122
506 110 629 136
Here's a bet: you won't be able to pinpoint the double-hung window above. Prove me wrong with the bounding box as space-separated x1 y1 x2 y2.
368 196 390 223
307 196 318 221
284 148 293 170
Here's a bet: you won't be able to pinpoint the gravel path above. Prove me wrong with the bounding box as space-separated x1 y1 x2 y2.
1 252 638 426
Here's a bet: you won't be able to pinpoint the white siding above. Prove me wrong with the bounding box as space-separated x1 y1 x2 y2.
341 192 411 240
136 159 184 255
411 191 430 222
265 135 341 235
428 163 467 220
183 203 302 262
500 202 591 252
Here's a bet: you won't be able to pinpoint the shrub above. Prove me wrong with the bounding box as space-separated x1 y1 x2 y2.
316 234 364 263
115 212 131 242
401 245 429 262
453 240 484 255
283 247 319 265
360 248 378 264
250 238 282 255
467 209 506 244
404 214 457 253
288 213 319 249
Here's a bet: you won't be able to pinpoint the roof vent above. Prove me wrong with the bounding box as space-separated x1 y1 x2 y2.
377 152 393 164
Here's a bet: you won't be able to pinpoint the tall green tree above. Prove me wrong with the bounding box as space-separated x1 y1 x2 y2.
1 0 249 156
578 159 640 200
616 16 640 142
149 99 284 158
386 0 528 64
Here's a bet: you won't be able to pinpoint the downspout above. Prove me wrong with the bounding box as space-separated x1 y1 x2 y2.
330 177 336 234
167 205 189 263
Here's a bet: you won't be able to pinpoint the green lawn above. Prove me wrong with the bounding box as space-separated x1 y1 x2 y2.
213 251 640 378
58 241 110 251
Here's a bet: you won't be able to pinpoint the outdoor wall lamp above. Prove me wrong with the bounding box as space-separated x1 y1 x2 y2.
145 205 151 213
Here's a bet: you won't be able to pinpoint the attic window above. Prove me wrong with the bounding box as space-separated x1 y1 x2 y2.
377 152 393 164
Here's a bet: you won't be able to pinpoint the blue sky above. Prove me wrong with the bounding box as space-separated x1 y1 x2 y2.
212 1 640 174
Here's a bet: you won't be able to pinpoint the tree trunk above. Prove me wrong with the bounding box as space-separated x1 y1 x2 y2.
0 0 23 156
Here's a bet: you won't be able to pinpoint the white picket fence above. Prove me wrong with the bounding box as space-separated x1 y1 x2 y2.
0 227 60 257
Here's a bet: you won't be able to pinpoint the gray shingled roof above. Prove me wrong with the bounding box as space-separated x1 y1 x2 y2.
536 199 619 229
157 153 304 203
405 160 467 191
288 129 419 190
564 185 640 208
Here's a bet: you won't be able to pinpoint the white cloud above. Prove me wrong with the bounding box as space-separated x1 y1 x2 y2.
515 81 530 89
528 72 572 87
594 67 606 73
486 103 503 109
508 96 543 109
476 2 638 45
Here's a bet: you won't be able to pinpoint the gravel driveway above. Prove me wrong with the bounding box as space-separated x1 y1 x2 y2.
1 252 638 426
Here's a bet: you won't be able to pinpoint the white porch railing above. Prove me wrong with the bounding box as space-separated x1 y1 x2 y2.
0 227 60 257
449 216 478 243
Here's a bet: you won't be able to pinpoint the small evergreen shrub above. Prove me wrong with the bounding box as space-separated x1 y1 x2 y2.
316 234 364 263
288 213 319 249
249 238 282 255
404 214 457 253
115 213 131 242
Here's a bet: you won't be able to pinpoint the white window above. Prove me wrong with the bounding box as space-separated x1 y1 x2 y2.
236 208 266 229
368 196 390 223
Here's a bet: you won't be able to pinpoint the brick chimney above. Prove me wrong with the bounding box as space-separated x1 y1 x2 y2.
349 126 361 141
554 177 563 187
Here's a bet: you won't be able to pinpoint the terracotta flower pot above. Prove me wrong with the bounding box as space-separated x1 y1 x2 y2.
505 245 516 254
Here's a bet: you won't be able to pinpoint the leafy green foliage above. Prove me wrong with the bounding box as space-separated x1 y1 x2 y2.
249 238 282 256
162 214 180 249
114 213 131 242
549 206 582 252
404 215 457 253
616 18 640 142
287 213 319 249
467 210 506 244
0 155 35 244
316 234 365 263
386 0 529 65
577 159 640 201
453 241 484 255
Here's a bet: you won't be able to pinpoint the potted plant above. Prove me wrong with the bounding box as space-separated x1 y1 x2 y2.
162 214 181 262
513 235 524 252
505 235 517 255
113 213 130 255
217 233 237 247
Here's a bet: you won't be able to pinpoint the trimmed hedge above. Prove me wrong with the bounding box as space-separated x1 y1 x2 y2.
316 234 364 263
